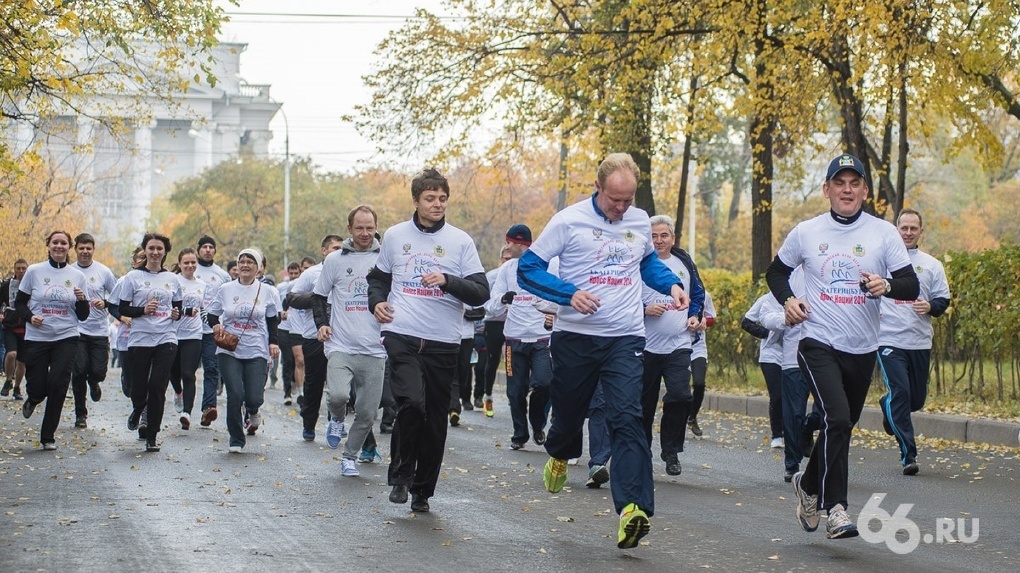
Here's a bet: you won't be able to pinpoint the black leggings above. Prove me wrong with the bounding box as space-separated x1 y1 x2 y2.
689 356 707 420
130 343 178 440
170 339 202 415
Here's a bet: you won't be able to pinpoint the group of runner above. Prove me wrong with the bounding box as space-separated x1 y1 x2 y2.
0 152 949 549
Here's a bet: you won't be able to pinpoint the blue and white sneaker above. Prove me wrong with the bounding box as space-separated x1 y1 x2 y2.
358 448 383 463
326 418 345 449
341 457 360 477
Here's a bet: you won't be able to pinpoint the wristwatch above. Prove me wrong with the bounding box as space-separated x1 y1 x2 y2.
882 279 891 296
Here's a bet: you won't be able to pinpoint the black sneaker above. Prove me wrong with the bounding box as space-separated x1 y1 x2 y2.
533 430 546 446
688 418 703 437
127 409 141 431
902 462 919 476
510 440 525 450
22 399 37 419
389 484 409 504
461 399 474 412
0 380 11 397
410 493 430 513
473 397 483 409
75 416 88 429
89 382 102 402
12 387 23 400
145 439 160 453
785 468 798 483
283 394 293 406
661 452 682 476
586 464 610 488
449 410 460 427
379 423 393 434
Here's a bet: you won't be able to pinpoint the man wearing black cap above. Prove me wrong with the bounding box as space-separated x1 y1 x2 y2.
194 235 232 426
766 153 919 540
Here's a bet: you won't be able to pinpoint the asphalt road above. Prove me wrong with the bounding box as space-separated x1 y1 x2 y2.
1 369 1017 573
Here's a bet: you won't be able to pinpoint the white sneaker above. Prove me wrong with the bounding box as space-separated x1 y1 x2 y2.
174 392 184 413
228 445 243 453
180 411 190 430
825 504 859 539
326 418 345 449
792 471 820 532
770 437 785 449
341 457 359 477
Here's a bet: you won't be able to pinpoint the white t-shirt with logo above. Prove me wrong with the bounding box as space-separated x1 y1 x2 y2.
776 212 912 354
643 255 694 354
314 248 384 358
119 269 183 347
487 257 556 342
176 275 206 341
878 248 950 350
276 280 293 332
528 198 656 338
19 262 88 342
745 293 783 365
482 265 508 322
374 219 485 345
288 263 322 340
195 263 231 334
73 260 117 338
208 280 281 361
691 291 715 360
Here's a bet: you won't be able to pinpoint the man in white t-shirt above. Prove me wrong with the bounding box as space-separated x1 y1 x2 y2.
766 153 919 540
368 168 489 513
195 236 232 427
877 209 951 476
312 206 386 476
70 233 118 429
517 153 690 550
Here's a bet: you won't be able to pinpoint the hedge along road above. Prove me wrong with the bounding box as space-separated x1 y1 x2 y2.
0 375 1017 573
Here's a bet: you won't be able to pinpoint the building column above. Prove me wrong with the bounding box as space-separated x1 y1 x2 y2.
130 120 155 238
191 121 214 173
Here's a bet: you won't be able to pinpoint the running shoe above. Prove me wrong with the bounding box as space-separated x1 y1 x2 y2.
411 493 430 513
358 448 383 463
284 394 293 406
201 407 217 427
75 416 87 429
326 418 345 448
586 464 610 488
473 397 483 409
461 399 474 411
180 412 191 430
770 437 785 449
12 387 23 400
903 462 919 476
617 503 651 549
246 412 261 436
1 379 11 396
688 418 703 437
302 428 315 441
22 399 37 419
661 452 682 476
484 397 494 418
228 445 243 453
173 392 184 413
543 457 568 493
341 457 360 477
449 410 460 427
89 382 102 402
825 504 859 539
533 430 546 445
127 409 141 430
42 442 57 451
792 471 820 532
510 440 525 450
145 439 160 453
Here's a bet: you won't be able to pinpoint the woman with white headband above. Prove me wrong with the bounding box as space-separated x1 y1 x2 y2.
206 248 281 453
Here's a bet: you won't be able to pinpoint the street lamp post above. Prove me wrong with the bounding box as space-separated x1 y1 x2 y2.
280 107 290 267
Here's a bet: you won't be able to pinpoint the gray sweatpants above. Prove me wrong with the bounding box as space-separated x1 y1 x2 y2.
326 351 386 459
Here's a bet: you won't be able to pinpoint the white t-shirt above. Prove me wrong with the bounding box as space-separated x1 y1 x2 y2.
175 275 206 341
482 266 508 322
486 257 553 342
73 260 117 338
119 269 183 347
314 248 385 358
528 197 656 338
19 261 88 342
691 291 715 360
643 255 694 354
745 293 783 365
878 248 950 350
208 280 281 361
276 280 294 332
776 212 912 354
374 219 485 345
194 262 231 334
109 277 130 351
288 263 322 340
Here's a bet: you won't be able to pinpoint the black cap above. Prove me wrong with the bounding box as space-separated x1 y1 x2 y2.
198 235 216 249
825 154 867 181
506 224 532 246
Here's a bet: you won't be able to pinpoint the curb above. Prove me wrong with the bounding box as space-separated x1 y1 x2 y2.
705 392 1020 448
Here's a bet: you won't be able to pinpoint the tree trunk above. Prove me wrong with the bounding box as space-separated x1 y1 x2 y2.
895 62 908 216
830 36 876 213
674 76 699 246
557 138 568 211
750 0 774 282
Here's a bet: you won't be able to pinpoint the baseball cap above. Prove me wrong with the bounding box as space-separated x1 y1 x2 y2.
825 153 867 181
506 224 532 246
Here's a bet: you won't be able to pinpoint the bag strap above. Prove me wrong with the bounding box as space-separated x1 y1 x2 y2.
235 281 262 342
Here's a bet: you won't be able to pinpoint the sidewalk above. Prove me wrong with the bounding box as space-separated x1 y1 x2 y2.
705 391 1020 448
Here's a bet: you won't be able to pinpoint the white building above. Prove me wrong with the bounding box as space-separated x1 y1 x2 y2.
5 41 280 243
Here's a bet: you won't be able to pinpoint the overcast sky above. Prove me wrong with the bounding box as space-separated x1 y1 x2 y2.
218 0 444 173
